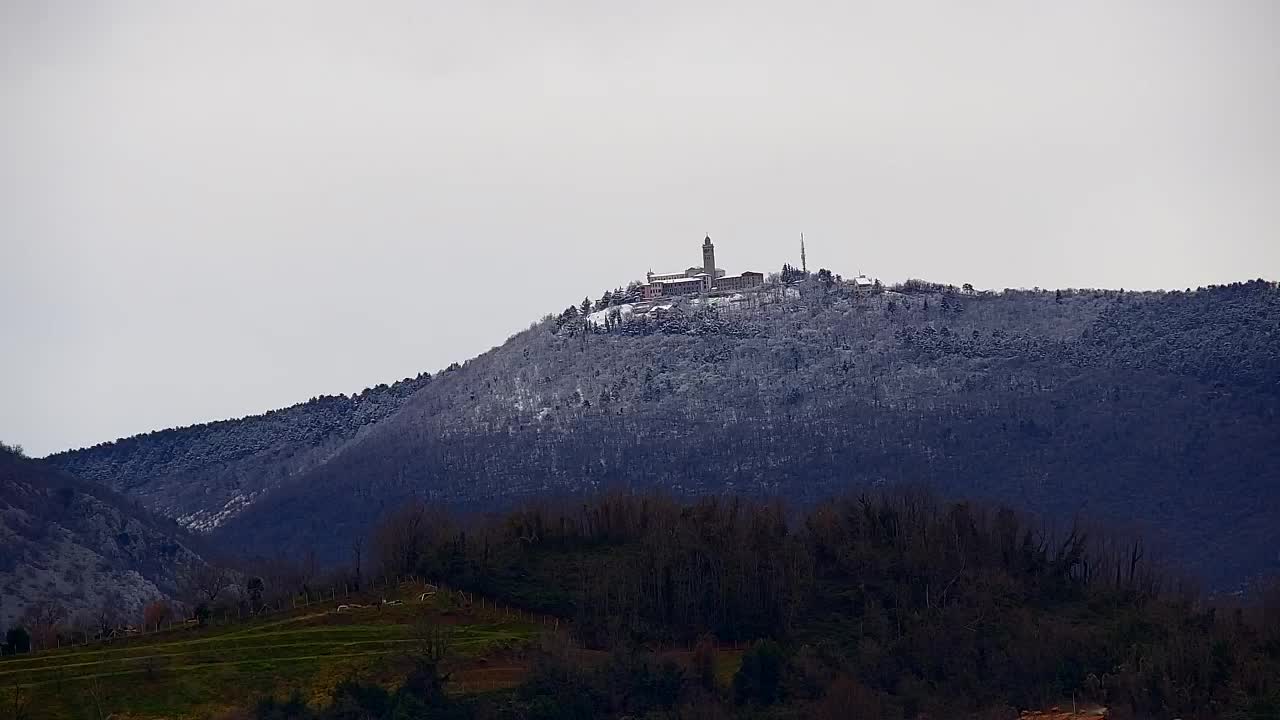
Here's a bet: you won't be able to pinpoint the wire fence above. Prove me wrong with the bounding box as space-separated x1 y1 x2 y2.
7 574 756 662
5 574 575 657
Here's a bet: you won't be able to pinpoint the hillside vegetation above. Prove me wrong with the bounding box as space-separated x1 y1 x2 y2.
37 276 1280 589
0 445 205 632
349 492 1280 719
212 278 1280 589
47 376 430 531
7 492 1278 719
0 582 540 720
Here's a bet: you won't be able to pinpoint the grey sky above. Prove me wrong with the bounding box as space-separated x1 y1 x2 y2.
3 1 1277 457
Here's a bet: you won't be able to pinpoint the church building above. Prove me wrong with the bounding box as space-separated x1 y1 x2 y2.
640 235 764 299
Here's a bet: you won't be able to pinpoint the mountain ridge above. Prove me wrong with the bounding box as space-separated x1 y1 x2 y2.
46 374 432 530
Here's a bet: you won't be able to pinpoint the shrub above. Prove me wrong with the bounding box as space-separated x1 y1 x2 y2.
734 639 785 705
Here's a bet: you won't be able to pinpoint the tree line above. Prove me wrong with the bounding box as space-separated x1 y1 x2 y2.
354 490 1280 719
6 478 1277 716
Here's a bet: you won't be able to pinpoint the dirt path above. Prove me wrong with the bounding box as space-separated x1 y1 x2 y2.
9 649 407 688
1020 706 1107 720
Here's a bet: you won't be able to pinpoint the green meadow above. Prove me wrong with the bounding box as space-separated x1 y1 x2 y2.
0 589 540 719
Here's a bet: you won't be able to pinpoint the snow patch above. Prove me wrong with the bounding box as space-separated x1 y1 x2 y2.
586 303 634 328
691 294 746 309
179 491 260 532
509 375 542 414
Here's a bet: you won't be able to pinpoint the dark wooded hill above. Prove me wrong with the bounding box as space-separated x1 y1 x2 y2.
345 492 1280 719
45 277 1280 589
214 278 1279 589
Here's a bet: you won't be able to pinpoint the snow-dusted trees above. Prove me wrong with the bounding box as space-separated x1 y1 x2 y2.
780 263 806 283
216 281 1280 594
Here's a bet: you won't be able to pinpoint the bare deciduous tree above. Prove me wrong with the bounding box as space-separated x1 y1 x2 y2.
373 501 451 578
95 591 124 639
22 600 66 651
142 600 173 632
183 565 233 605
351 536 364 586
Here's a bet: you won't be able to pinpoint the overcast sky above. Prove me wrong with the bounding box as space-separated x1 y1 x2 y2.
3 1 1277 456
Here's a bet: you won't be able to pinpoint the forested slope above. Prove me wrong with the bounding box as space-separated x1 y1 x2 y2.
0 445 205 631
215 279 1280 589
47 375 431 530
349 492 1280 719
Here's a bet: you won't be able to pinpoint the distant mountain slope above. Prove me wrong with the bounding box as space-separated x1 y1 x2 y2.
46 375 431 530
0 446 204 631
212 279 1280 588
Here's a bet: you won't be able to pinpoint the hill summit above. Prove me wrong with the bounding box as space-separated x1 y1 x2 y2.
47 274 1280 589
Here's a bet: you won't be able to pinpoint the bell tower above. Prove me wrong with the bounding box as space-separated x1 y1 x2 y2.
702 234 716 288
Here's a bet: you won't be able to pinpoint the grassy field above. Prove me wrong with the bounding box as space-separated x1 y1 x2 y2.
0 585 541 720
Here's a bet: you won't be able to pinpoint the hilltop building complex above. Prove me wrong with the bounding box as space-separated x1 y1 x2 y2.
640 235 764 299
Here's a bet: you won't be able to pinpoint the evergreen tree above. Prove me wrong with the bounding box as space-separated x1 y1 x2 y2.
4 627 30 654
780 263 807 283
